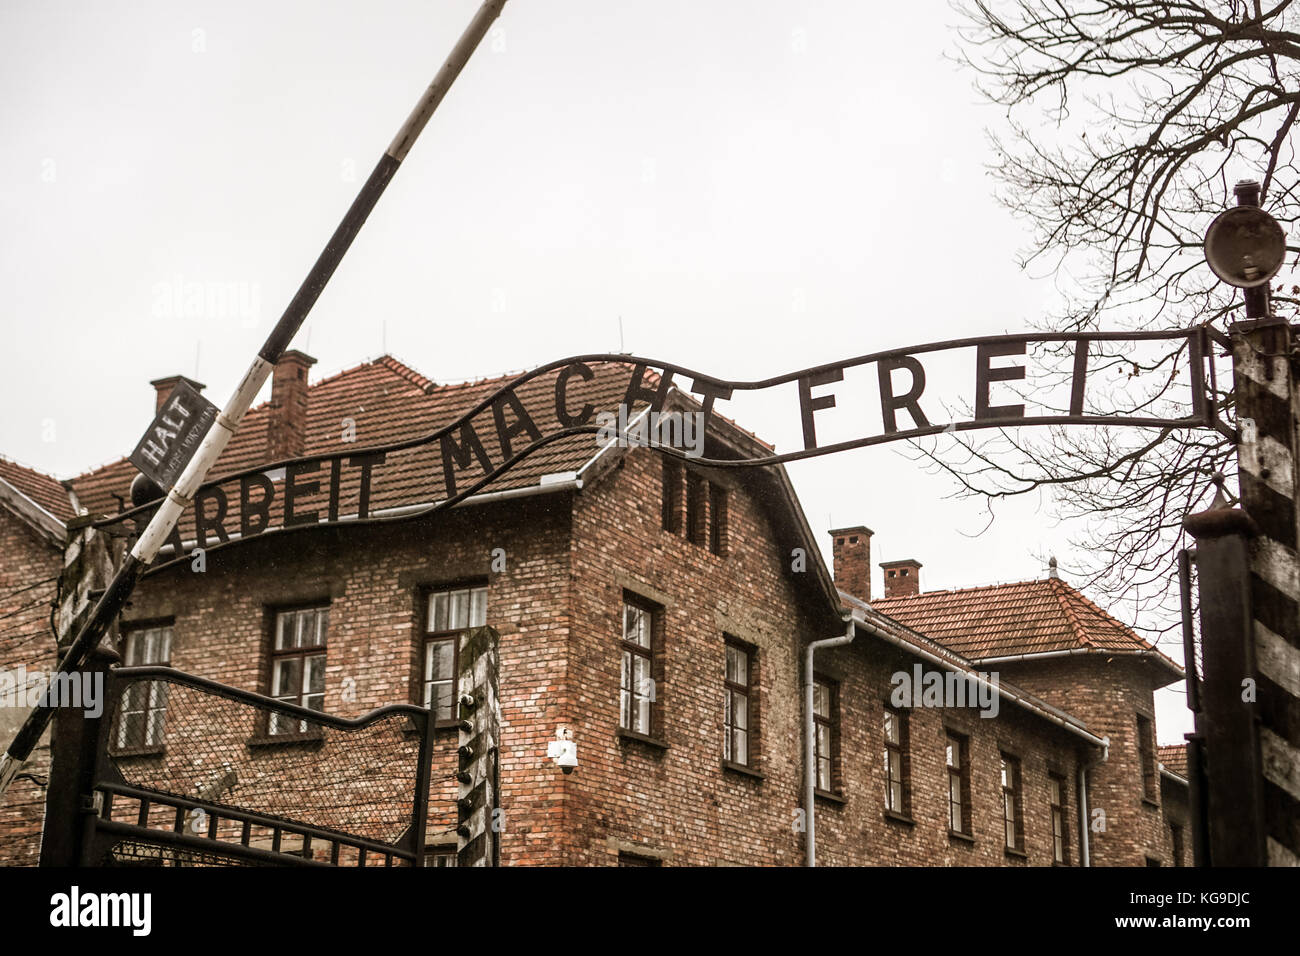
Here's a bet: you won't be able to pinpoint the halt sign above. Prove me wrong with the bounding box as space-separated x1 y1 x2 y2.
129 379 219 491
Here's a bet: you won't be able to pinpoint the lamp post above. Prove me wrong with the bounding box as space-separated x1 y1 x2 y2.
1191 179 1299 866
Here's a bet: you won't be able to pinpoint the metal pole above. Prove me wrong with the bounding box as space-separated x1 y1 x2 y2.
1177 547 1211 867
803 619 855 867
0 0 510 802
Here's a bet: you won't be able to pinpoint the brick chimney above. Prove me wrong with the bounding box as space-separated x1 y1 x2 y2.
829 526 873 603
265 350 317 459
880 559 922 600
149 375 206 416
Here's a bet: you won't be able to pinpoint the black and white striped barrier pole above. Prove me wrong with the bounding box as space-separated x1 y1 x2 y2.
456 626 500 867
0 0 511 803
1232 308 1300 866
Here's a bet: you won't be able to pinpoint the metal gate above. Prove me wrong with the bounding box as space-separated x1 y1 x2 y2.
60 663 433 867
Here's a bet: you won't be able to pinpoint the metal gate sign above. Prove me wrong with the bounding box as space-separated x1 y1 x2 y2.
107 328 1217 570
128 379 219 491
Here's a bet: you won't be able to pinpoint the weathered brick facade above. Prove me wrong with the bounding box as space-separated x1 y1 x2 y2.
0 505 62 865
0 356 1191 866
997 657 1180 866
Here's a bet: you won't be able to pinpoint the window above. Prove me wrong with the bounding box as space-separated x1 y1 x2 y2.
946 732 971 835
661 459 682 533
1136 714 1158 800
1000 753 1024 851
115 624 173 751
664 461 726 557
1049 773 1070 864
617 851 661 867
620 598 657 735
425 848 458 867
1170 823 1186 867
813 677 838 794
723 640 752 766
883 706 909 815
686 471 707 545
709 484 728 556
268 605 329 735
424 584 487 724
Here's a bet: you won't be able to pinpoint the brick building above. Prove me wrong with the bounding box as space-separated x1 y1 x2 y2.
0 353 1190 865
0 458 74 864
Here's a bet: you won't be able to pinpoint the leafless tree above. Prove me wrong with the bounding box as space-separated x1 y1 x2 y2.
921 1 1300 641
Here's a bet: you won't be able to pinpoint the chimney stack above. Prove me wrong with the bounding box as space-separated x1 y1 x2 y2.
150 375 206 416
880 559 922 600
266 350 317 460
829 526 873 603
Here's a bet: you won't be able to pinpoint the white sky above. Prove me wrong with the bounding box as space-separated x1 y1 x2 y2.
0 0 1192 741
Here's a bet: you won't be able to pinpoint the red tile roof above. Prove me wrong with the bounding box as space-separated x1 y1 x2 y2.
68 356 666 534
839 590 1104 746
1158 744 1188 778
872 577 1182 676
0 456 74 523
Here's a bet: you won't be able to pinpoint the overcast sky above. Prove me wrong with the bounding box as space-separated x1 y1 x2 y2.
0 0 1192 740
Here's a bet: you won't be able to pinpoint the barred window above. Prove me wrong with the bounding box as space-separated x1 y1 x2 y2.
709 484 728 556
268 606 328 736
424 585 487 724
661 459 683 533
686 471 707 546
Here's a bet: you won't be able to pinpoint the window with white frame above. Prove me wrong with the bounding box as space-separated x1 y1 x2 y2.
424 584 487 723
619 598 657 735
115 624 173 750
268 605 329 735
813 677 838 793
723 639 752 766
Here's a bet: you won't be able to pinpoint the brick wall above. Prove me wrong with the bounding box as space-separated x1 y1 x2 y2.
996 657 1172 865
563 450 815 865
2 441 1159 867
799 640 1089 866
559 447 1091 865
117 494 574 865
0 507 62 865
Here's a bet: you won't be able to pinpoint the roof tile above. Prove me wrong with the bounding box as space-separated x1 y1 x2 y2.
0 457 74 523
872 577 1177 668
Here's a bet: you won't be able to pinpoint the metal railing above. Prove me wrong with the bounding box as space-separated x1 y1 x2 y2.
79 665 433 867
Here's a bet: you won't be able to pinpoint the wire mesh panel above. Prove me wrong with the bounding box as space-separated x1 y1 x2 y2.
85 665 433 867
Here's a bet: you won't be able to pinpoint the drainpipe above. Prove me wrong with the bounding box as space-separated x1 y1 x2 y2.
804 615 855 867
1077 736 1109 867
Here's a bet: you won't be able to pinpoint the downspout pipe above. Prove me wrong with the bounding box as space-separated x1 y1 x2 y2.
1077 736 1109 867
804 616 855 867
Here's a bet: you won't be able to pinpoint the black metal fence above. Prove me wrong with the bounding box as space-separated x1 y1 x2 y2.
62 664 433 867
